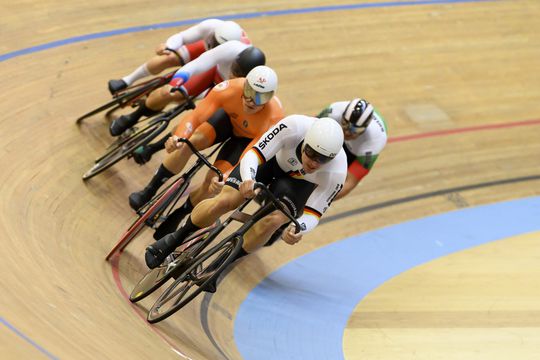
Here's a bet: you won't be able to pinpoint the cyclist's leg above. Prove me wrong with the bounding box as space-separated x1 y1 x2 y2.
110 68 214 136
142 112 217 203
128 131 213 211
132 131 173 165
145 184 243 268
244 176 316 251
148 110 234 237
181 120 248 204
109 99 162 136
110 52 179 93
143 40 206 78
153 162 224 239
128 163 176 211
108 42 192 93
243 210 289 252
145 51 182 76
153 159 229 240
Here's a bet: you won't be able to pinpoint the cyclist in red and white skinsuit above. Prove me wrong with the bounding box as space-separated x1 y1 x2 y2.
109 40 264 139
107 19 249 94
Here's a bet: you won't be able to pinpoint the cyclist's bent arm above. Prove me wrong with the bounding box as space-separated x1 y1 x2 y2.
165 19 221 50
298 171 346 234
171 40 244 84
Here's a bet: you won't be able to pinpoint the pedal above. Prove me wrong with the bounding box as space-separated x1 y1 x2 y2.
119 126 137 140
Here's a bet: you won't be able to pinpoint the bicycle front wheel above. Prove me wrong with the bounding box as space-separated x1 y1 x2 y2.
76 77 165 124
82 119 167 180
129 224 218 302
147 235 241 323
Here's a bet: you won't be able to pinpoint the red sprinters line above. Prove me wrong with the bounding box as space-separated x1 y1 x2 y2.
109 253 192 360
388 118 540 143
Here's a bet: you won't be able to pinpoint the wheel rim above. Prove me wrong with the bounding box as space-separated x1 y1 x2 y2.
82 120 165 180
129 252 187 302
147 238 237 323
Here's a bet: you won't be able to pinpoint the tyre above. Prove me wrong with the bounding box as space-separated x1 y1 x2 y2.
129 225 219 302
147 235 240 323
104 179 188 261
136 176 189 227
82 118 168 180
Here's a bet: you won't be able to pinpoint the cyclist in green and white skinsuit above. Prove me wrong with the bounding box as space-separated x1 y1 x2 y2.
318 98 388 199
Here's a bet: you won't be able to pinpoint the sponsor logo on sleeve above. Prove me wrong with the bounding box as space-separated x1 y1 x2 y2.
214 81 230 91
227 176 241 187
326 183 344 204
258 123 288 150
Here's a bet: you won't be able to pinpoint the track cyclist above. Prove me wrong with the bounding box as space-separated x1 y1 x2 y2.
145 116 348 271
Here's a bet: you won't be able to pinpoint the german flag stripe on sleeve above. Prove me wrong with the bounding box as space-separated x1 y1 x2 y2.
253 147 266 164
304 206 322 219
287 170 303 177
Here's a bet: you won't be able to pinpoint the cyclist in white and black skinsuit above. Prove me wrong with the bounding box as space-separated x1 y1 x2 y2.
144 115 347 269
318 98 388 199
107 19 249 95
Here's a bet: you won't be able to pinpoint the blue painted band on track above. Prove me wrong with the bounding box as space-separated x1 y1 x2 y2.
235 196 540 359
1 0 497 62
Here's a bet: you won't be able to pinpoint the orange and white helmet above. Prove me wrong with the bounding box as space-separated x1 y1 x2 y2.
243 65 278 105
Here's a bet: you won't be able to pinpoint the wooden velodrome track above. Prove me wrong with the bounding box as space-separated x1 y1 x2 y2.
2 0 540 359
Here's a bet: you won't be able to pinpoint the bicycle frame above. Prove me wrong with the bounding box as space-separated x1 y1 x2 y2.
113 70 175 107
105 138 223 261
76 70 177 124
203 182 301 252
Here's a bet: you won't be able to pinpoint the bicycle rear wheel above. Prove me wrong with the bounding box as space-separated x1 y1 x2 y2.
147 235 241 323
82 118 168 180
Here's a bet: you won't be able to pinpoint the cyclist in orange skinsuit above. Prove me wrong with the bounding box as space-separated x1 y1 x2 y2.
129 66 284 236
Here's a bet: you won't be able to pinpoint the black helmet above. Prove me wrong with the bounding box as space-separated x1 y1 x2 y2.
231 46 266 77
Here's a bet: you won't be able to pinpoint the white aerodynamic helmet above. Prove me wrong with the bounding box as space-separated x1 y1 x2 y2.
303 117 344 163
214 21 243 44
243 65 278 105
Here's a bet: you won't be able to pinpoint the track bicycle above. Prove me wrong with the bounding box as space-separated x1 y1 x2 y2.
137 182 300 323
81 89 195 180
